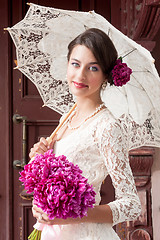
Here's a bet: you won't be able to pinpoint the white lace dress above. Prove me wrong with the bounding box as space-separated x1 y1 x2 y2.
53 108 141 240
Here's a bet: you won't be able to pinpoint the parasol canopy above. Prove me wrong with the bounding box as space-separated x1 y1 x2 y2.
6 3 160 149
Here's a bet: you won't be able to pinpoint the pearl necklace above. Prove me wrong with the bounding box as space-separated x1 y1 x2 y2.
67 103 105 130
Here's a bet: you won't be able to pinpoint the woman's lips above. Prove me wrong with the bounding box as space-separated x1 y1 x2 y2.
73 81 88 88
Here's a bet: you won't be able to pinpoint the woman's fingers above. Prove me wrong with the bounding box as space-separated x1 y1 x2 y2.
36 137 48 151
29 137 50 159
32 204 43 213
32 206 43 221
32 204 43 219
29 146 43 159
29 148 36 159
48 135 57 149
39 137 49 149
29 135 57 159
32 204 50 223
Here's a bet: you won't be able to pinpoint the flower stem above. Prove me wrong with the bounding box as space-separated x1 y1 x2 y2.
28 229 41 240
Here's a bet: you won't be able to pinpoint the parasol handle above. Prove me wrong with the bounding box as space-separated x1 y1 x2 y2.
47 103 77 144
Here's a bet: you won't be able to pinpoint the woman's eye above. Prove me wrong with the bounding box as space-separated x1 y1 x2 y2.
71 62 79 67
89 66 98 71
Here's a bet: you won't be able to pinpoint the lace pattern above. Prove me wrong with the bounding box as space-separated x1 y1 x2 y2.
119 110 160 150
93 116 141 225
55 109 143 227
8 4 76 114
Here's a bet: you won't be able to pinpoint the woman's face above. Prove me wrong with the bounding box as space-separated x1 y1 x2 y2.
67 45 106 100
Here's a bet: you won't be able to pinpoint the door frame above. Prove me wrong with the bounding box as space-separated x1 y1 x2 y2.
0 0 13 239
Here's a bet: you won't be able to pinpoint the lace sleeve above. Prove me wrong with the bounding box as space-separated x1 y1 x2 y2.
98 119 141 226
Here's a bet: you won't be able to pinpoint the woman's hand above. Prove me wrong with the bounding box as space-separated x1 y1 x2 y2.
32 202 80 225
29 137 56 159
32 202 52 225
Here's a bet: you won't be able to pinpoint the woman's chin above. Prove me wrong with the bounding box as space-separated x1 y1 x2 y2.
69 87 88 97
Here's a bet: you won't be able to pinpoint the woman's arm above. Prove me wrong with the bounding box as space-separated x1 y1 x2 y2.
32 202 113 225
98 120 141 225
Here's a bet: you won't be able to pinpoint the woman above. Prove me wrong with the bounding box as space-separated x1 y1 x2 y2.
29 28 141 239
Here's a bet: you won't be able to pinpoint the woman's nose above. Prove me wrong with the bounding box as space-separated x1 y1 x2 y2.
77 67 86 80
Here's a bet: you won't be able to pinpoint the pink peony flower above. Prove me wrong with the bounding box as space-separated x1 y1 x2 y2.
19 150 58 193
19 150 96 219
112 58 132 87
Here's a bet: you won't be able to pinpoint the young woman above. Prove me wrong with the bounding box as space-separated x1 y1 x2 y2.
29 28 141 239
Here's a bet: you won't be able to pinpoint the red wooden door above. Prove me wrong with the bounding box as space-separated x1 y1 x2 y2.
11 0 61 238
7 1 117 239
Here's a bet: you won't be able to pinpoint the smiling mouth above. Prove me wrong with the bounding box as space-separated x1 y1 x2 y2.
73 81 88 88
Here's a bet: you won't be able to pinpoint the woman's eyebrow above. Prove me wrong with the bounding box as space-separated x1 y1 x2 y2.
89 62 98 65
70 58 80 62
71 58 98 65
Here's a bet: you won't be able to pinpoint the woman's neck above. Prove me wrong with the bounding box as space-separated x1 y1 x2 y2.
75 97 103 118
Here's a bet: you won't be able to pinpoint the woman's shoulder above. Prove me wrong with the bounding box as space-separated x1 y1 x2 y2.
93 107 128 138
97 108 120 126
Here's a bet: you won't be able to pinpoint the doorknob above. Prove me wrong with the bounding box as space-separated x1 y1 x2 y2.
13 114 27 170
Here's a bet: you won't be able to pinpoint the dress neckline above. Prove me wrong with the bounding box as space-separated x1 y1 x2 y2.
56 108 108 143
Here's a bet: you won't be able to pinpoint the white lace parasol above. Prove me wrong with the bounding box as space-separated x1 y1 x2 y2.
7 3 160 149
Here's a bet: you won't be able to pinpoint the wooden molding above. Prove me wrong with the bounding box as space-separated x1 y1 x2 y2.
121 0 160 51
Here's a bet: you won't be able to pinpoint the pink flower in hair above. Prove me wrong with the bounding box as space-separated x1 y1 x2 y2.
112 58 132 87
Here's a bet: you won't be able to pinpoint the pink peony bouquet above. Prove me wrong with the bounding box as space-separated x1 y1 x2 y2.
19 150 96 239
112 58 132 87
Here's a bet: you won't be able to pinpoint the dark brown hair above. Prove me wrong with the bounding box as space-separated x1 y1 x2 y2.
67 28 118 85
